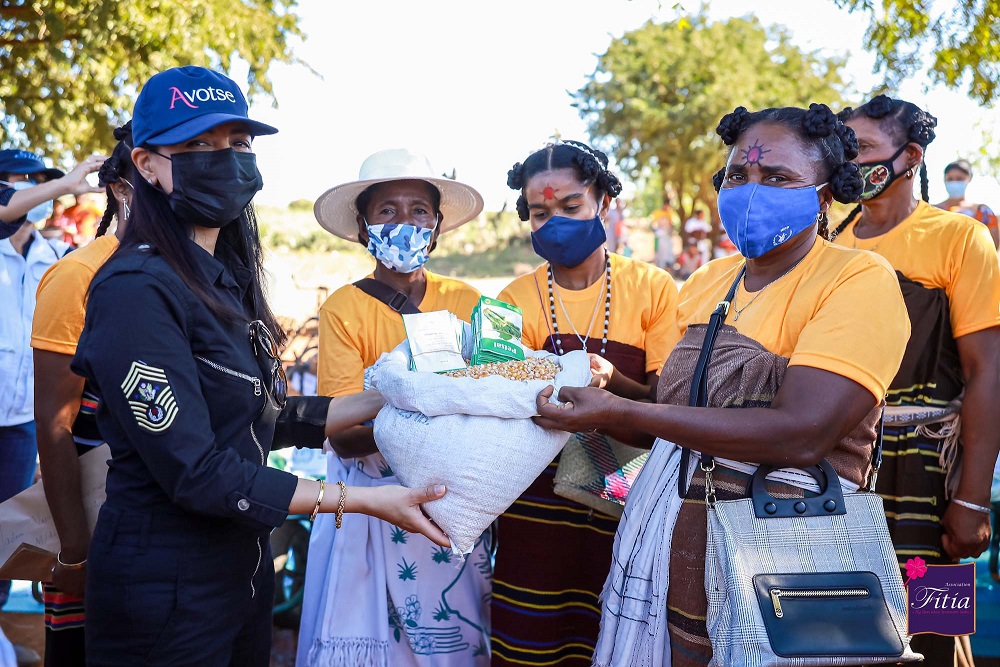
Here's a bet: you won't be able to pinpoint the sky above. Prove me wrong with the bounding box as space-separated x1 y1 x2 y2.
241 0 1000 212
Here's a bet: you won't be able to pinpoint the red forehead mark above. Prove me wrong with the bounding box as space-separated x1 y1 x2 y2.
543 186 555 200
740 139 771 166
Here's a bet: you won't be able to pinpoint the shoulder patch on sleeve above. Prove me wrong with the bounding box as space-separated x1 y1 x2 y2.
121 361 179 432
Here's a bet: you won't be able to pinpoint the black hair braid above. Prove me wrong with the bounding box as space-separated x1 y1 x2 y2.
96 201 117 238
96 120 134 237
514 195 529 222
831 205 862 239
828 162 864 204
506 162 525 191
835 124 859 161
716 106 751 145
803 103 837 138
919 163 929 202
712 167 726 192
865 94 895 118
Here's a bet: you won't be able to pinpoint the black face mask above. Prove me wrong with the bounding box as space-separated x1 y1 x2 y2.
159 148 263 228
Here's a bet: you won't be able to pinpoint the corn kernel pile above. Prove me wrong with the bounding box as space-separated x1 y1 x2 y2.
443 357 559 381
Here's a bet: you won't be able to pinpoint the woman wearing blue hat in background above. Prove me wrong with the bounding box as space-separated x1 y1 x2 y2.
0 149 104 240
71 65 451 667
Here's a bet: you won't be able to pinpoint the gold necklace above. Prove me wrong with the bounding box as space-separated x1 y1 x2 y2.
732 255 807 322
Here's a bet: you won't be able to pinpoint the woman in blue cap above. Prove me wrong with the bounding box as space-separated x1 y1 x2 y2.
0 149 105 240
71 66 450 667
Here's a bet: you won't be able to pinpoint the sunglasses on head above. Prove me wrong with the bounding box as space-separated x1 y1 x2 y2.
249 320 287 409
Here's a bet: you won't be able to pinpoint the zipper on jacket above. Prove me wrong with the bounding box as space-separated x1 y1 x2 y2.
769 587 869 618
249 422 265 465
195 356 262 396
250 537 262 598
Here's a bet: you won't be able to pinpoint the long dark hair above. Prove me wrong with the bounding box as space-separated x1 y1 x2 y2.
107 158 285 345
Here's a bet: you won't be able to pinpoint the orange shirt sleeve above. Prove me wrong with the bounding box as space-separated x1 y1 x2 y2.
788 254 910 401
31 258 93 355
945 222 1000 338
316 292 366 398
642 270 681 374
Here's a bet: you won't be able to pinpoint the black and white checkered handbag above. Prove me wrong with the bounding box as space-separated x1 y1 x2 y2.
687 268 921 666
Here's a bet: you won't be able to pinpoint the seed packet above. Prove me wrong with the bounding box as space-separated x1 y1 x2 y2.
471 297 526 365
403 311 467 373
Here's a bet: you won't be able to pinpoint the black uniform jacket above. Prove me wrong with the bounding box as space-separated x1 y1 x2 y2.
72 240 330 534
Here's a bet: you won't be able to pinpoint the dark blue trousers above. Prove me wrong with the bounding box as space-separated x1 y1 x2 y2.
85 506 274 667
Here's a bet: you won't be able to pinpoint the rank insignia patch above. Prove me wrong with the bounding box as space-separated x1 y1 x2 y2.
121 361 179 432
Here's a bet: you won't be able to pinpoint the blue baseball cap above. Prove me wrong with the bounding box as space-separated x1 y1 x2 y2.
131 66 278 148
0 149 64 180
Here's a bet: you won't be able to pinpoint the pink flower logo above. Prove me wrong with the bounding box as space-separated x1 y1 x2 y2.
904 557 927 585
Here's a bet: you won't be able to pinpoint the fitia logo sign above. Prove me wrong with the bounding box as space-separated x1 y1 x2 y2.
905 558 976 636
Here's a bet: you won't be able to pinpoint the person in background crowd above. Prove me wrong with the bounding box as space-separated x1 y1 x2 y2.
0 149 103 240
44 199 76 245
652 196 678 272
71 66 448 667
713 232 738 259
64 194 103 245
299 148 490 667
684 208 712 264
32 122 135 667
935 158 998 249
492 140 678 666
833 94 1000 665
0 148 94 667
676 241 704 279
534 104 907 667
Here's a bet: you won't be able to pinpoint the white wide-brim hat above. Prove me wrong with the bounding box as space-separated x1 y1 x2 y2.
314 148 485 242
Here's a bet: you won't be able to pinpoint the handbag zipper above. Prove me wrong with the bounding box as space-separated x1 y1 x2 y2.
769 587 869 618
195 356 262 396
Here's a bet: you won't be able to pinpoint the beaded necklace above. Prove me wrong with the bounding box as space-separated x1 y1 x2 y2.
546 250 612 355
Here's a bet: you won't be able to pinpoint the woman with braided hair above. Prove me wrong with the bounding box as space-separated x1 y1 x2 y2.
29 122 135 667
832 95 1000 664
532 105 912 665
490 140 679 666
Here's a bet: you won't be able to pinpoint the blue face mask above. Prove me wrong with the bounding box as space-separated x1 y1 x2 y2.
531 214 607 267
944 180 968 199
365 220 435 274
2 180 52 224
717 182 825 259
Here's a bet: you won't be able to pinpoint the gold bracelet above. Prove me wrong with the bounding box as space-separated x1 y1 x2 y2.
57 551 87 570
309 479 325 522
335 480 347 529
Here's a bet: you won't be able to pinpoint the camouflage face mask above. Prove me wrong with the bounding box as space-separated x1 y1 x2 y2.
365 219 436 273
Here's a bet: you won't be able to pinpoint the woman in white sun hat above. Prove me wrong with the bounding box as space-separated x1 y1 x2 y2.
297 149 493 667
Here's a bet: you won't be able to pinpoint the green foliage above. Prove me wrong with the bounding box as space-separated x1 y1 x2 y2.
574 13 849 225
834 0 1000 105
288 198 314 212
0 0 305 158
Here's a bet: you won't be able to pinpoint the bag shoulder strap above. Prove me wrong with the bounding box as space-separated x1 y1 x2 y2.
353 278 421 315
678 266 744 496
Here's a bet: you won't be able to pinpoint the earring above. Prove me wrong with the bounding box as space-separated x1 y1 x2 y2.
906 167 915 179
121 197 130 222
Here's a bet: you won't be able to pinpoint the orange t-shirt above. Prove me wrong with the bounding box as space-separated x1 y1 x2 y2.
32 235 119 355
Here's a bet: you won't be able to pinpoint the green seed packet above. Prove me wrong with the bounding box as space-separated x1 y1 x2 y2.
471 297 525 365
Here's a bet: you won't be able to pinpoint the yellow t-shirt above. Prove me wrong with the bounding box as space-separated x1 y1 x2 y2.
317 270 482 397
674 238 910 401
833 201 1000 338
31 234 119 355
498 253 680 377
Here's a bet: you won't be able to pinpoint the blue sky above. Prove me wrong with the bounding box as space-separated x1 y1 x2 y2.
242 0 1000 211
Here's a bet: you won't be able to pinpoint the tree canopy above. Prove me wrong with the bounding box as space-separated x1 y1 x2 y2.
835 0 1000 105
0 0 304 159
574 14 849 224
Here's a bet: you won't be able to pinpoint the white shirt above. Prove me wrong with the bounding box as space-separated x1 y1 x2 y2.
684 217 711 234
0 229 69 426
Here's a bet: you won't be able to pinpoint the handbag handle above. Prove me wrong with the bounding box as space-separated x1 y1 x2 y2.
750 459 847 518
678 266 745 497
